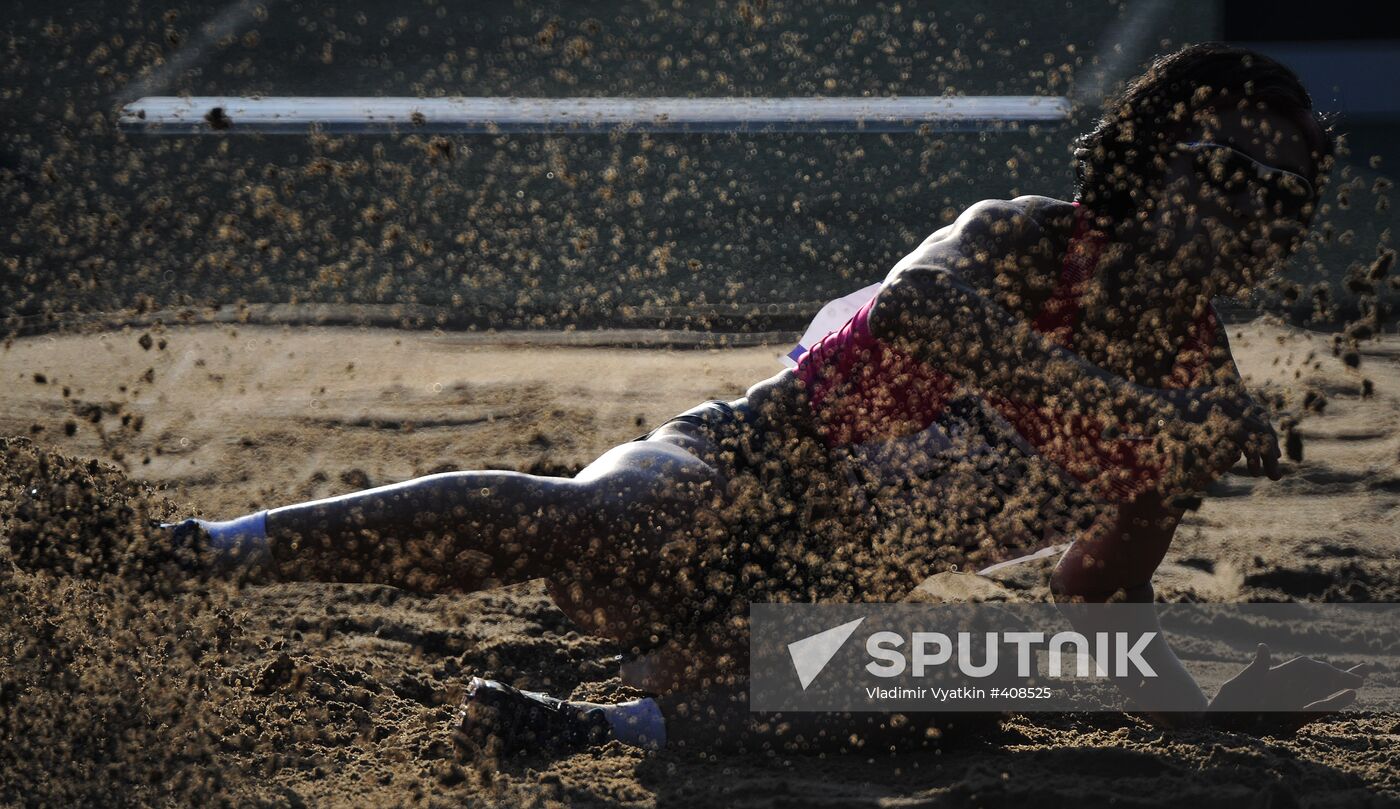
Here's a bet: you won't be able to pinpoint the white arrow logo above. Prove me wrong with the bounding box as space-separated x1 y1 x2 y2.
787 617 866 690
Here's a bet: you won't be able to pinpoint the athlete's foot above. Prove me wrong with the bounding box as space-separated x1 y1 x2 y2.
158 518 206 550
152 518 271 582
147 518 220 577
452 677 611 758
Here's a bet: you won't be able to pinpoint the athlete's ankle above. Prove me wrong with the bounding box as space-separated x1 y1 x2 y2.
164 510 270 570
580 698 667 751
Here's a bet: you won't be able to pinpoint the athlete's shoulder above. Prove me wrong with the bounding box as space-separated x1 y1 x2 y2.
890 197 1063 282
948 196 1072 249
882 196 1072 320
1009 195 1077 226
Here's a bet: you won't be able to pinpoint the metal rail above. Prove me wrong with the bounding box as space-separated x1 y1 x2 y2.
119 95 1071 135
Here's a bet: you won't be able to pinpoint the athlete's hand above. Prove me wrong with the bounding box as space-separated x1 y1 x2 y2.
1159 385 1281 480
1205 387 1281 479
1207 643 1370 736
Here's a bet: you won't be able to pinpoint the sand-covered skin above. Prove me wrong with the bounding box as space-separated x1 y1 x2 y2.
2 320 1398 807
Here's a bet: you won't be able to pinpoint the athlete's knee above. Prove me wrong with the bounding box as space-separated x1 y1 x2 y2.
579 440 721 488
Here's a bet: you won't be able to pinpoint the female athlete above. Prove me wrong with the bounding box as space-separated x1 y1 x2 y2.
157 43 1367 754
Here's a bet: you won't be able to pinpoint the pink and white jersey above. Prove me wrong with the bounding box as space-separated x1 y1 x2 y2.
785 203 1220 504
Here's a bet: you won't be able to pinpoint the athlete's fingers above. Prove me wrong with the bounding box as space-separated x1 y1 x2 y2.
1241 417 1281 478
1345 662 1374 681
1248 419 1282 450
1325 664 1367 691
1243 432 1266 476
1263 444 1282 479
1247 642 1272 674
1300 688 1357 717
1273 689 1360 735
1281 656 1368 691
1247 410 1270 431
1219 444 1246 479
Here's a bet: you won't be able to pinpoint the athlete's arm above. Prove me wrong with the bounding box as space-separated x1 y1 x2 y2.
1186 317 1283 479
1051 490 1368 731
870 201 1133 399
867 200 1231 497
1051 494 1182 600
1050 493 1210 721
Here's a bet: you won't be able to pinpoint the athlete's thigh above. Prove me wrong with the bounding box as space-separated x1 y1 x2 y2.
574 421 732 517
547 423 736 643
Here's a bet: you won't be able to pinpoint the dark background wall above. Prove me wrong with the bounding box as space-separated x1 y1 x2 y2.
1 0 1392 335
1221 0 1399 327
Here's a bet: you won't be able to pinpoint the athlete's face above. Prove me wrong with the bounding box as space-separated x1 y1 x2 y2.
1150 106 1322 297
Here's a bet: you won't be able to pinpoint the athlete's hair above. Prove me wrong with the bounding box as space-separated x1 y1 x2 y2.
1072 42 1335 222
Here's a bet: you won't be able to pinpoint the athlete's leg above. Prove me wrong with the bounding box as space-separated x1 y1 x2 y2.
457 676 985 755
609 629 993 753
166 407 733 606
260 470 596 593
541 424 736 646
655 687 983 754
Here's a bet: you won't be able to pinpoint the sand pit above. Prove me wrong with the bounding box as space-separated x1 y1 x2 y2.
2 320 1399 806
